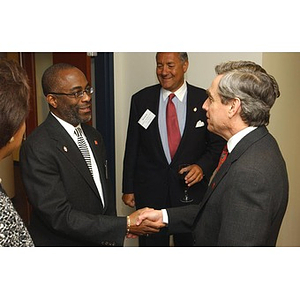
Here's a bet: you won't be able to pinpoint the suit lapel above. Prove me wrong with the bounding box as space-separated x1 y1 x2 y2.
45 114 100 200
84 125 108 208
147 85 169 164
203 126 269 203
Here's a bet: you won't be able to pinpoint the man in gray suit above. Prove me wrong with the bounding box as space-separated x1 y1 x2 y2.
136 60 289 246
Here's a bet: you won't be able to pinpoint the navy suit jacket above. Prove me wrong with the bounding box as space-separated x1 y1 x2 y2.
167 126 289 246
20 113 126 246
122 83 225 209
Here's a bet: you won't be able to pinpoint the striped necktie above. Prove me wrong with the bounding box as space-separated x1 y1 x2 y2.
74 127 93 176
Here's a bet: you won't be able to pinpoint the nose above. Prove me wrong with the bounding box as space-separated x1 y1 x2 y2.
202 98 209 111
82 91 91 102
157 64 168 76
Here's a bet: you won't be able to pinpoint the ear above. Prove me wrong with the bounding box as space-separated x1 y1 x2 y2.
183 60 189 73
46 94 58 109
228 98 241 118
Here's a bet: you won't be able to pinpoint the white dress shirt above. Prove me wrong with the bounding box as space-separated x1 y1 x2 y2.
51 113 105 207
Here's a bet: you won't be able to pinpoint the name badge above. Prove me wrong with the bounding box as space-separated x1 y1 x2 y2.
138 109 156 129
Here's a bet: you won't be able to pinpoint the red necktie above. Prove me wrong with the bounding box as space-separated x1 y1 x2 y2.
166 93 181 159
216 145 228 172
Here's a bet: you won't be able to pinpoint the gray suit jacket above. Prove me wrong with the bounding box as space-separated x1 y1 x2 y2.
20 113 126 246
167 126 289 246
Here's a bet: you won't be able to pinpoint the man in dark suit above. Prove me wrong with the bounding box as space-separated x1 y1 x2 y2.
136 60 289 246
20 63 158 246
122 53 225 246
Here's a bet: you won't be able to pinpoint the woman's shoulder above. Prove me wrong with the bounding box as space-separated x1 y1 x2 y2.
0 190 34 247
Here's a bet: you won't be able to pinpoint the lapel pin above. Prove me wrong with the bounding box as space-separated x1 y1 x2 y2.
193 107 197 112
94 140 98 145
63 146 68 152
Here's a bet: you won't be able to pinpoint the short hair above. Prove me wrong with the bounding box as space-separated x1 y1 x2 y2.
0 59 30 149
156 52 189 63
42 63 77 96
215 60 280 126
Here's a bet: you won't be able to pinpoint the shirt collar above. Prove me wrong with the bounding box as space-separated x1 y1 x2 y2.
51 112 82 137
162 81 187 102
227 126 257 153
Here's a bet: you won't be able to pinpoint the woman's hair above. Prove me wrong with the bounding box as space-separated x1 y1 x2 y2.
0 59 30 149
215 60 280 126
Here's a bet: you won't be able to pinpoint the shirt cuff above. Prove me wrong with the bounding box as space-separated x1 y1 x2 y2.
162 209 169 224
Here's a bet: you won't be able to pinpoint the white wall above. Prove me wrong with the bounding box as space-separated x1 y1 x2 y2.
114 52 263 246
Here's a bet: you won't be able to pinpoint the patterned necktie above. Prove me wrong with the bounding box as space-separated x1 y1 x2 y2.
166 93 181 160
74 127 93 177
216 145 229 173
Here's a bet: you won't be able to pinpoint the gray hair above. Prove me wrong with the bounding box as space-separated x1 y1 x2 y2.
156 52 188 63
215 61 280 126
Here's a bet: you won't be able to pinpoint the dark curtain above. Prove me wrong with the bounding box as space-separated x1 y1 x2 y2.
94 53 116 201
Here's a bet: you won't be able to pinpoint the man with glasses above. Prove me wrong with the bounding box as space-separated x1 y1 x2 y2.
20 63 157 246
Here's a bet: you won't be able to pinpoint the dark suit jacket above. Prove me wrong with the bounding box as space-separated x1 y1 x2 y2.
167 126 289 246
20 113 126 246
122 83 225 209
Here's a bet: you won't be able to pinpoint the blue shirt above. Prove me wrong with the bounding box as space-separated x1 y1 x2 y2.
158 82 187 164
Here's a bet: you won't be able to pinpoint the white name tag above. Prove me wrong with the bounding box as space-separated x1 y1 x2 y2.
138 109 156 129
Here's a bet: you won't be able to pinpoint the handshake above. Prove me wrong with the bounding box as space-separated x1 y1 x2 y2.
126 208 166 238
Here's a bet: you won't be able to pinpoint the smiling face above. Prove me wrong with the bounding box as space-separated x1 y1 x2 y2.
47 68 92 126
156 52 188 92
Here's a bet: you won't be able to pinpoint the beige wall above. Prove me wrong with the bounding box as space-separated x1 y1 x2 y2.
263 53 300 246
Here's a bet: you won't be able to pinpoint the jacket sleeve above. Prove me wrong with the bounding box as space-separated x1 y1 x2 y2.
166 204 200 234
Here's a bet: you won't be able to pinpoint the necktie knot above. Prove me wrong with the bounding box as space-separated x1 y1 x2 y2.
74 127 83 137
168 93 176 102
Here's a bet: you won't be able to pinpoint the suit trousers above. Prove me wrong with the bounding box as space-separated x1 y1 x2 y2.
139 230 194 247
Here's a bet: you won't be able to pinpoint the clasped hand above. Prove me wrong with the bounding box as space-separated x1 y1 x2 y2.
127 208 165 238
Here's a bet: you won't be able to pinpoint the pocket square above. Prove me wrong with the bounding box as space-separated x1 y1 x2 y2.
196 120 205 128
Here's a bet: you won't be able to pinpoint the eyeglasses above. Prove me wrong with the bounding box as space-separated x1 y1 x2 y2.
49 87 94 99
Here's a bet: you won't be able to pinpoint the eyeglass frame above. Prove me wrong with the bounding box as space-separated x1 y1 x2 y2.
48 86 94 99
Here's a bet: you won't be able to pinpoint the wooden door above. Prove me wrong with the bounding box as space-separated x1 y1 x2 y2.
53 52 92 86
